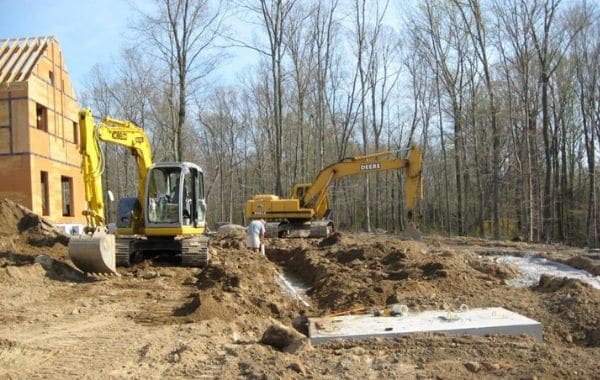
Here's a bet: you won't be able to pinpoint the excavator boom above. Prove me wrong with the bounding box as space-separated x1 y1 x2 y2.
69 109 153 274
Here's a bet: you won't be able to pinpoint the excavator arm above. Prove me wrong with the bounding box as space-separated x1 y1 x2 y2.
78 109 153 231
300 145 423 221
69 109 153 274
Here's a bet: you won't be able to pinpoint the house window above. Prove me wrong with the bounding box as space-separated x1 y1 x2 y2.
41 171 49 216
73 121 78 144
48 70 54 86
36 103 47 131
61 176 73 217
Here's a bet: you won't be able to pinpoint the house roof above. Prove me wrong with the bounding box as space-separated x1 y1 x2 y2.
0 36 55 84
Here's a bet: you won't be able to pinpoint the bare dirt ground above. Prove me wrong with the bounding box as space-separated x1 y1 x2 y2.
0 198 598 379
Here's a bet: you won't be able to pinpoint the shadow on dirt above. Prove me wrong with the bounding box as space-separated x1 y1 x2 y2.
0 251 91 283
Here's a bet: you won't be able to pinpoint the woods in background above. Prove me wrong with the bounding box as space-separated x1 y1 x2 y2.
80 0 600 247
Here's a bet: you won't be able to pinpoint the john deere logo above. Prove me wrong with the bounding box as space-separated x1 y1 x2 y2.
360 163 381 171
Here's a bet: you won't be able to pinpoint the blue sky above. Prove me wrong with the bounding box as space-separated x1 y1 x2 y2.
0 0 257 96
0 0 405 98
0 0 146 92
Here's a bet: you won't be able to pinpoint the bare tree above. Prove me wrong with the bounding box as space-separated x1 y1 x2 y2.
453 0 501 239
135 0 224 161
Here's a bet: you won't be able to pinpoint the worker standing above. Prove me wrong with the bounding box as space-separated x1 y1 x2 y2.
246 219 266 254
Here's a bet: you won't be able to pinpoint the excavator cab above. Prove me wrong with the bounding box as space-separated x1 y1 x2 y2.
145 162 206 230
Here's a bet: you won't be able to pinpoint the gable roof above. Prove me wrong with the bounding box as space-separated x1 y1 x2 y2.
0 36 54 84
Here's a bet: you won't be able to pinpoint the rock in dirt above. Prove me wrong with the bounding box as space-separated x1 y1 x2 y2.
34 255 53 269
287 362 306 375
481 362 501 371
140 270 159 280
292 312 309 336
260 320 308 352
464 361 480 373
318 232 348 247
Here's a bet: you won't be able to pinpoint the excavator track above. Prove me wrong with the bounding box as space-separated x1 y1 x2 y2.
115 238 133 267
181 236 210 267
263 220 334 239
309 221 332 238
264 222 281 238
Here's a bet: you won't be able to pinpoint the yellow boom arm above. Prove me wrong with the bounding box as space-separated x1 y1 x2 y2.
298 145 423 220
78 109 153 230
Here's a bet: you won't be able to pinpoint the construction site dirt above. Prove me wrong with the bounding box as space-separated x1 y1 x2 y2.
0 199 598 379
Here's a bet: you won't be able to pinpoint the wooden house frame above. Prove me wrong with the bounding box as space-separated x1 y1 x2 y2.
0 36 84 224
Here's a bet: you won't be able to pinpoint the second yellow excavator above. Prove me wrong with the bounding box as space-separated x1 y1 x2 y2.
245 146 423 238
68 109 209 274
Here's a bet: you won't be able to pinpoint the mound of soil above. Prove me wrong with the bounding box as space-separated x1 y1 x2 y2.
0 198 69 250
270 234 505 312
0 217 598 378
534 275 600 346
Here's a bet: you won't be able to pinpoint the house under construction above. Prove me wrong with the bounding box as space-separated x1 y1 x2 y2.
0 36 84 224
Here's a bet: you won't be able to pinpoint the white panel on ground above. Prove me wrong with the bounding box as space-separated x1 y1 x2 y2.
309 307 542 345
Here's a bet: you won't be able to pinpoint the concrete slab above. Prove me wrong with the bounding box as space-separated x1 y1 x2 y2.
309 307 542 345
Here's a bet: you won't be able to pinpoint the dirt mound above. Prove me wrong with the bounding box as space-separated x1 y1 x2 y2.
0 230 599 378
533 274 600 346
0 198 69 248
0 254 87 284
217 223 245 234
123 243 304 327
534 274 591 293
564 255 600 276
212 228 246 250
0 263 47 284
270 236 492 312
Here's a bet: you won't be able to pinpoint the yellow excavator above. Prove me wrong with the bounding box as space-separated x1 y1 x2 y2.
68 109 209 274
245 146 423 238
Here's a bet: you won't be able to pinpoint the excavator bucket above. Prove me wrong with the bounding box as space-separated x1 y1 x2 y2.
68 228 117 275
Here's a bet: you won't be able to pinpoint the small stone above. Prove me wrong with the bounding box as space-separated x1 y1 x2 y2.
142 271 159 280
287 362 306 375
464 361 480 373
350 346 367 355
52 313 59 318
71 308 80 315
34 255 53 268
260 321 307 351
223 344 238 356
482 362 500 370
564 334 573 344
182 277 196 286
